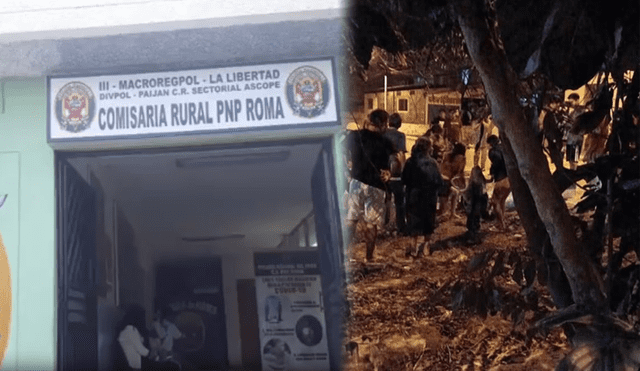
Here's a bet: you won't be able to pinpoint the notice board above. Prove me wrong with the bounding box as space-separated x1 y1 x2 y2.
254 251 329 371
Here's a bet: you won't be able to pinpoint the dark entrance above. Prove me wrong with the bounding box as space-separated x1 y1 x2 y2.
56 138 345 371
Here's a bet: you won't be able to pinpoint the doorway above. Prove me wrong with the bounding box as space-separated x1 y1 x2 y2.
56 138 344 370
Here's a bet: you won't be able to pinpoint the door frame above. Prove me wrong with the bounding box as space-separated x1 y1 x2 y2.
55 135 346 370
55 153 99 371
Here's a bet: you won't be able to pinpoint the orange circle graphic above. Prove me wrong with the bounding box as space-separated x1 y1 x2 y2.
0 232 11 366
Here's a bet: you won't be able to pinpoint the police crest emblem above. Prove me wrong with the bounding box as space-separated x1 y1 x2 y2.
286 66 330 118
55 82 95 133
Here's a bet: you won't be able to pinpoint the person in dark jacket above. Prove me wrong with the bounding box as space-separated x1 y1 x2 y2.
463 166 489 243
487 135 511 230
384 112 407 234
402 137 445 257
345 109 395 262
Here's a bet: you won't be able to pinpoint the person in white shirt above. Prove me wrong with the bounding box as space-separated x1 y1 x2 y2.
117 306 150 370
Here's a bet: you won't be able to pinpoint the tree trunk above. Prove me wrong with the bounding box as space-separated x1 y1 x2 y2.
454 0 605 309
501 135 574 308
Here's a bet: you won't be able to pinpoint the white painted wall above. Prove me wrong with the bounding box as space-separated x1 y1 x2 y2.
0 78 55 370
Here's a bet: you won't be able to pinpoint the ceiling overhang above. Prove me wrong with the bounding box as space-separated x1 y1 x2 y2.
0 9 346 79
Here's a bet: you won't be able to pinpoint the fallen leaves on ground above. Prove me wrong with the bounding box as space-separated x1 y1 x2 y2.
342 212 570 370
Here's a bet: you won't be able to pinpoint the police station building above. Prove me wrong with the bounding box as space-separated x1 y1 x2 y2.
0 2 347 370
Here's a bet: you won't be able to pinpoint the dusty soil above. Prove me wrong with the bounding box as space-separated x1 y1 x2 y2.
342 211 570 371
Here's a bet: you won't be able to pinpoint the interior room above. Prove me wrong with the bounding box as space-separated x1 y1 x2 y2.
61 139 328 370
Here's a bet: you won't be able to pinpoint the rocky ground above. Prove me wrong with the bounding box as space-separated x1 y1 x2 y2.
341 211 571 371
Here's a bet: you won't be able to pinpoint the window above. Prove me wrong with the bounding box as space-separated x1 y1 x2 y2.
398 98 408 112
367 98 374 109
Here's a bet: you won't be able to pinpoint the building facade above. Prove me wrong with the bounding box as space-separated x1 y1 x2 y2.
0 2 347 370
354 85 484 151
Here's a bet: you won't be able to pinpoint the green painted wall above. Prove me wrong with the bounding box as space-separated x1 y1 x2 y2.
0 78 55 370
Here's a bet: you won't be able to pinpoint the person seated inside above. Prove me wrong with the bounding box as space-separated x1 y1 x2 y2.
150 308 184 363
116 305 181 371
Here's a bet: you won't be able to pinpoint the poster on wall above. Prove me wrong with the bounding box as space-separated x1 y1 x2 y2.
0 153 19 368
47 59 339 142
254 251 329 371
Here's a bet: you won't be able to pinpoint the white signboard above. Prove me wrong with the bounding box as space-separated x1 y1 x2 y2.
254 251 329 371
48 59 338 141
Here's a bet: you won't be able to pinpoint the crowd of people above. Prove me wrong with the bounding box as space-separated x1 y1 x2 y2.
344 91 603 262
343 108 510 261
